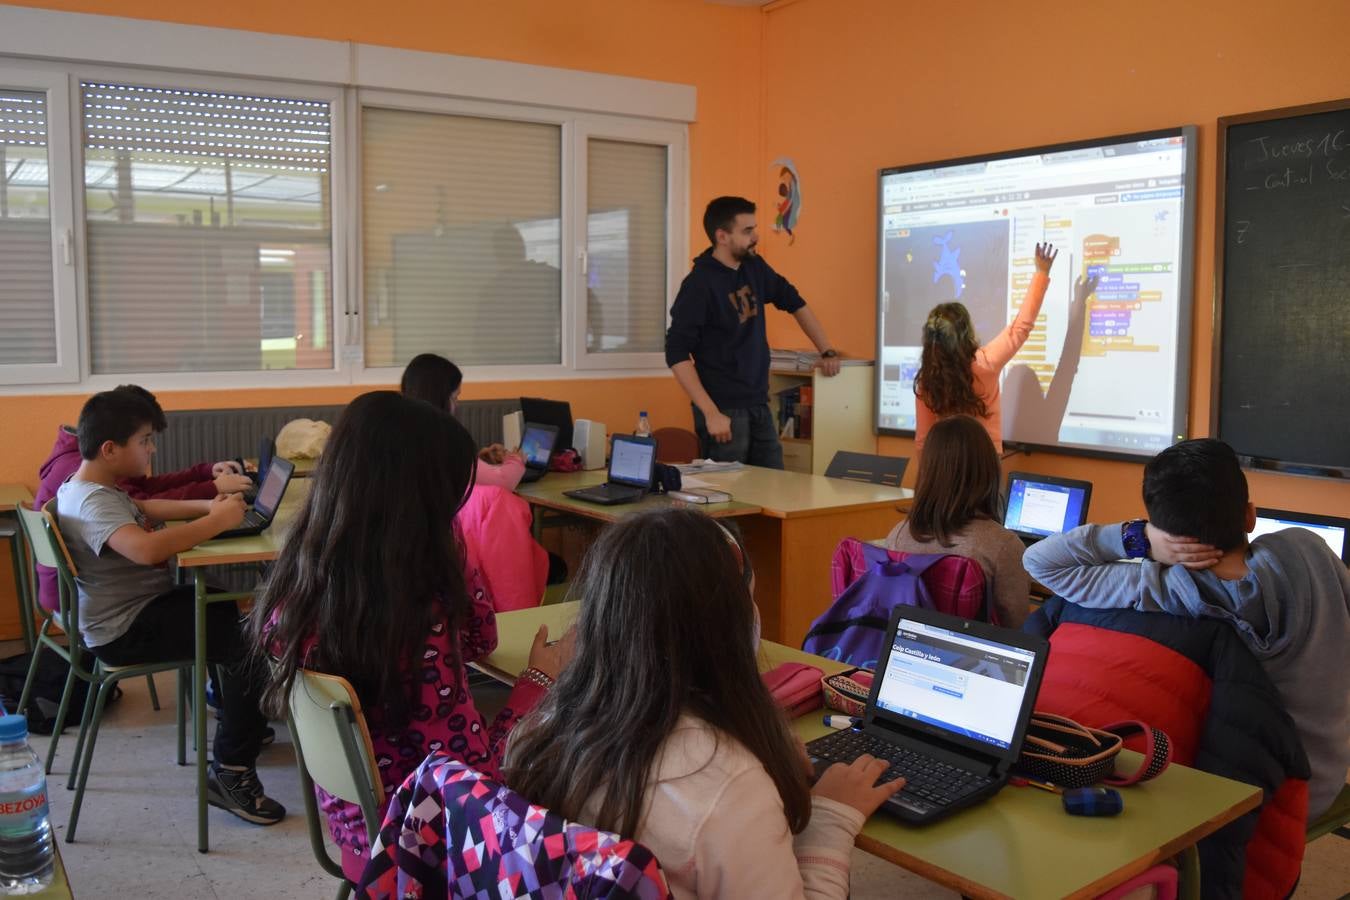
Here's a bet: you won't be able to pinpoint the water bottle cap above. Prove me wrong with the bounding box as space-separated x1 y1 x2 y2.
639 411 648 416
0 714 28 741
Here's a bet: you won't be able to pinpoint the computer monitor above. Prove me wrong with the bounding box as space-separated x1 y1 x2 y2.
1003 472 1093 542
1251 508 1350 565
520 397 573 452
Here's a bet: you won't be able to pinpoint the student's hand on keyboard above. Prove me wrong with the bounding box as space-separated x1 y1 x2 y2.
213 472 253 494
811 754 907 817
207 493 248 529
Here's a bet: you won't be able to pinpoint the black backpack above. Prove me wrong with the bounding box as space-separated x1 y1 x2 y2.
0 647 118 735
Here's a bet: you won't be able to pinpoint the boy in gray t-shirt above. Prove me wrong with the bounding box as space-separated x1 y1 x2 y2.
52 387 284 826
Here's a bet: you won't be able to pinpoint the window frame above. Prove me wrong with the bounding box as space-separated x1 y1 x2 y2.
0 62 80 385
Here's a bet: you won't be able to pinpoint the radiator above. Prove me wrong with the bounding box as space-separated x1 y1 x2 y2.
156 399 521 475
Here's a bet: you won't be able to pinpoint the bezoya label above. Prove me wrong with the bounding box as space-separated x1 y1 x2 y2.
0 788 49 835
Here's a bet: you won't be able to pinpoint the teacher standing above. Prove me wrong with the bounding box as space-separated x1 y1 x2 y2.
665 196 841 468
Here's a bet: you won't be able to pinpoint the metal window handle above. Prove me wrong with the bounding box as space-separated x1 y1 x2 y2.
579 248 588 275
60 228 73 266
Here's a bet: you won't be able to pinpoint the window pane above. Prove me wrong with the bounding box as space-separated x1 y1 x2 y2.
0 89 57 365
362 107 561 368
586 139 667 354
82 81 333 374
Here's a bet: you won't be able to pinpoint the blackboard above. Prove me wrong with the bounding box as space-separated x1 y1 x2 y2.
1215 99 1350 477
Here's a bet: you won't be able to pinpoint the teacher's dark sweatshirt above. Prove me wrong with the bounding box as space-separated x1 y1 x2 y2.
664 248 807 410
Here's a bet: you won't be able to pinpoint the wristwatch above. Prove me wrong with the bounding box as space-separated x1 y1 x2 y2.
1121 519 1151 559
820 349 839 359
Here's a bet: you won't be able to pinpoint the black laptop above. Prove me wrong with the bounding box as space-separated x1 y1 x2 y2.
806 606 1048 825
1002 472 1093 547
213 456 295 540
563 434 656 506
517 423 559 485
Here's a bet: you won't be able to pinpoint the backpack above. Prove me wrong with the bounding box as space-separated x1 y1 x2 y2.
802 554 948 670
830 538 992 623
0 646 117 735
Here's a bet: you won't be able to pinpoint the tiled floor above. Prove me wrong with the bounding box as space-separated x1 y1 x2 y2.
25 674 1350 899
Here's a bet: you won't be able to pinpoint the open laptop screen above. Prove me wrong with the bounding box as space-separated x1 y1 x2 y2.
1004 473 1091 539
609 436 655 488
254 457 293 517
874 618 1037 750
520 424 557 469
1252 508 1349 564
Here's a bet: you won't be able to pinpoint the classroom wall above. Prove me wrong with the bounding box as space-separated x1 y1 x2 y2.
0 0 762 632
754 0 1350 522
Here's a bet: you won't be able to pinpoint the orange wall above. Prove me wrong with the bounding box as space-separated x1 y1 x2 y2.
755 0 1350 522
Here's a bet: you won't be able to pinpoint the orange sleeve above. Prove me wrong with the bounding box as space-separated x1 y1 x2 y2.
980 271 1050 371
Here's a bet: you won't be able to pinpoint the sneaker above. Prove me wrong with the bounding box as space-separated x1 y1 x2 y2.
207 763 286 826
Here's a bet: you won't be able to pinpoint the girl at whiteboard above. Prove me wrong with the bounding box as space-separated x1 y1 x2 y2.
913 242 1057 453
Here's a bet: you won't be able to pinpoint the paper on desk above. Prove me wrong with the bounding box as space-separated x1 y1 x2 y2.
679 475 713 489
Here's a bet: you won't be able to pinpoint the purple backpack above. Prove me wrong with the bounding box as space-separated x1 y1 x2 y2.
802 554 948 670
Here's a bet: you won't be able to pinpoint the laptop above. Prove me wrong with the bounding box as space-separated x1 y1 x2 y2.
517 423 559 485
806 606 1048 824
520 397 574 452
235 436 276 495
1003 472 1093 547
213 456 296 540
563 434 656 506
1251 507 1350 565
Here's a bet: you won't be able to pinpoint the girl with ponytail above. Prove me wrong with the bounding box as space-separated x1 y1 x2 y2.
914 242 1058 452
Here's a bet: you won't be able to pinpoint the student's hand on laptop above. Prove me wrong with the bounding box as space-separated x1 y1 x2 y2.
212 460 243 476
214 472 253 494
479 444 508 465
527 624 577 682
1145 523 1223 570
812 754 907 816
207 493 247 529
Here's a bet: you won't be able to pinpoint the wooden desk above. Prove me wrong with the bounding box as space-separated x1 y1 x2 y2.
480 604 1263 900
175 479 311 852
0 483 36 650
517 468 912 646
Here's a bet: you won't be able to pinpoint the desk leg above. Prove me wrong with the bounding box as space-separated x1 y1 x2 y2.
531 507 543 543
194 570 209 853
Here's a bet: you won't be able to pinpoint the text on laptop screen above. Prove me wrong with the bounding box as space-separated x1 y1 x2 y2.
520 427 555 468
1250 515 1347 560
610 438 654 487
1005 478 1088 537
255 462 288 513
875 619 1035 749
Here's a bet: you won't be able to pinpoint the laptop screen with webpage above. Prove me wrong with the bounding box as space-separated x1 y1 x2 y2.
1251 508 1350 564
1004 473 1091 539
609 436 655 488
873 617 1037 751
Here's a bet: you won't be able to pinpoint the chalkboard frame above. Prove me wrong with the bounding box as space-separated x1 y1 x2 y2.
1213 97 1350 480
874 126 1199 465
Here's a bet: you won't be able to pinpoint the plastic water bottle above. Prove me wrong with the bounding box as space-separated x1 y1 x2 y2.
635 411 652 438
0 715 54 893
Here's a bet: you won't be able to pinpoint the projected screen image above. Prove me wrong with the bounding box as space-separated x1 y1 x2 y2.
876 129 1196 458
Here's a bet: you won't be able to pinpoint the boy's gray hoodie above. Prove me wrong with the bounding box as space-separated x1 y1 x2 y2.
1025 524 1350 819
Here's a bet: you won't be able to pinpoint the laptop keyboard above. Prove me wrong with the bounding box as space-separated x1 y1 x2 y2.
806 729 996 816
242 510 265 527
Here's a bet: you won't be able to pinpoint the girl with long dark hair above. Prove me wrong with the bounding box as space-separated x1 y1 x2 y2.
505 509 901 899
252 391 568 883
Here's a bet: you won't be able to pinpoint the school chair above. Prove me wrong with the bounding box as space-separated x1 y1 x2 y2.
1307 784 1350 842
824 450 908 487
287 669 385 900
19 502 190 842
1097 863 1178 900
652 427 700 464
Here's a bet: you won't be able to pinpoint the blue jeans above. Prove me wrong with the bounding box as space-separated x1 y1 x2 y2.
691 404 784 469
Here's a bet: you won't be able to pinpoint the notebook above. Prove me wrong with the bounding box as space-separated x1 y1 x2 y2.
1251 507 1350 565
563 434 656 506
517 423 559 485
1003 472 1093 546
213 456 295 540
806 606 1048 824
